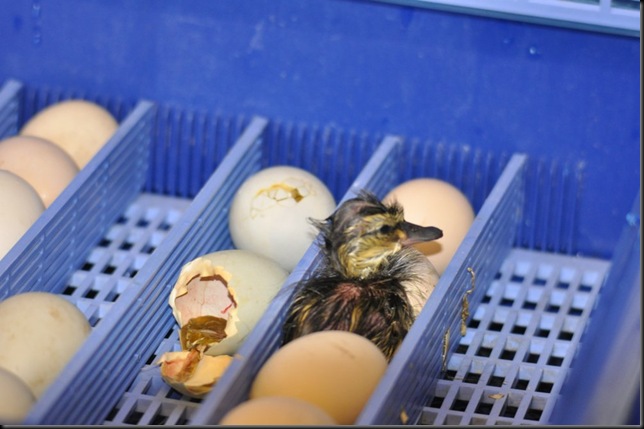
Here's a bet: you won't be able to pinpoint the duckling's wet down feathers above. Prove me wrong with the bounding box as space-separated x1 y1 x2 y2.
281 190 442 361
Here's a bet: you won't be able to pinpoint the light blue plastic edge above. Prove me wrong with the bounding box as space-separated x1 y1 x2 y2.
0 80 155 301
548 190 641 425
356 153 527 424
0 79 21 139
368 0 640 37
189 134 404 425
23 116 269 425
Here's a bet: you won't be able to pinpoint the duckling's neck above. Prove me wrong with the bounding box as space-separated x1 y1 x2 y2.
336 241 403 279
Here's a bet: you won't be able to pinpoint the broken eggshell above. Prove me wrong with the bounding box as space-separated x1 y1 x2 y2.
168 249 289 356
158 350 233 398
159 249 289 398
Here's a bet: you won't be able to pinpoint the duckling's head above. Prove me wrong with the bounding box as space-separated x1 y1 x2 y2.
312 190 443 279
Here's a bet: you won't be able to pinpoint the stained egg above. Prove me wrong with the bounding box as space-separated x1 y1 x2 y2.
384 178 475 275
0 135 79 208
19 99 119 169
228 165 336 272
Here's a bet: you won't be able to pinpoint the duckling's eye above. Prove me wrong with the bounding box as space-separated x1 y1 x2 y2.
379 225 394 235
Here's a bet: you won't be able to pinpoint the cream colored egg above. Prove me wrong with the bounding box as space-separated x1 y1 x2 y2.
20 99 119 168
0 170 45 259
169 249 289 357
384 178 475 275
0 136 79 207
220 396 337 425
250 330 388 425
0 366 36 424
228 166 336 272
0 292 91 398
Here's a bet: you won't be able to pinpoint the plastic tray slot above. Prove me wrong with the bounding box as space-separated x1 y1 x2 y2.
548 190 640 424
0 80 154 300
356 153 527 424
23 116 269 425
421 249 610 424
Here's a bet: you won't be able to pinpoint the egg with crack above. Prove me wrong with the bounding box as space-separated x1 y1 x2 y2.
168 249 289 357
228 165 336 272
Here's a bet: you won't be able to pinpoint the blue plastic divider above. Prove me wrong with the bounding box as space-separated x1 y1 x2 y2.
548 191 641 424
0 79 20 139
0 79 154 301
357 153 525 424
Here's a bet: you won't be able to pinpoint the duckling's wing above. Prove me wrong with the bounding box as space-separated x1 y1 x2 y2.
280 270 416 361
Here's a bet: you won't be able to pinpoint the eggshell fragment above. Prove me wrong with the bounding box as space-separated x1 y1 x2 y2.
20 99 119 168
220 396 337 425
0 135 79 207
250 330 388 424
0 170 45 259
0 292 91 398
0 367 36 424
228 165 336 271
384 178 475 275
169 249 289 356
158 350 233 399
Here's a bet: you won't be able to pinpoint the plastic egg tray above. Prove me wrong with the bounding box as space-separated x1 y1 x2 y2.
0 78 638 425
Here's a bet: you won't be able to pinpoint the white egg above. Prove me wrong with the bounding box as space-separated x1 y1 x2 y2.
19 99 119 168
0 170 45 259
0 367 36 424
169 249 289 357
0 292 91 398
228 166 336 272
384 178 475 275
0 135 79 208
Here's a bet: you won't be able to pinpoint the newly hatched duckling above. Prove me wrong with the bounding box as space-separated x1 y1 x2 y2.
281 190 442 361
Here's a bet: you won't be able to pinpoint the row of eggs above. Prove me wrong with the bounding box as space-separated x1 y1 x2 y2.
0 100 118 423
228 164 475 276
0 99 119 259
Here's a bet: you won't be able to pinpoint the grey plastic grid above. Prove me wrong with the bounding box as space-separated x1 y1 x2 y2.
104 330 200 425
421 248 610 425
60 193 191 328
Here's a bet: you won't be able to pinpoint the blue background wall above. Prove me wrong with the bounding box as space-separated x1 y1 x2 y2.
0 0 639 258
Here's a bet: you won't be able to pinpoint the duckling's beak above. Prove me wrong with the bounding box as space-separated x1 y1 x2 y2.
400 221 443 246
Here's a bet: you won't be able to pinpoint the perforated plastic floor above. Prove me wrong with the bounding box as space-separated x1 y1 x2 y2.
103 329 201 425
61 193 191 329
420 248 610 425
98 247 611 425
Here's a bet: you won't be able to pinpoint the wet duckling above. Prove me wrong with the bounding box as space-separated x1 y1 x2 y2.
281 190 442 361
